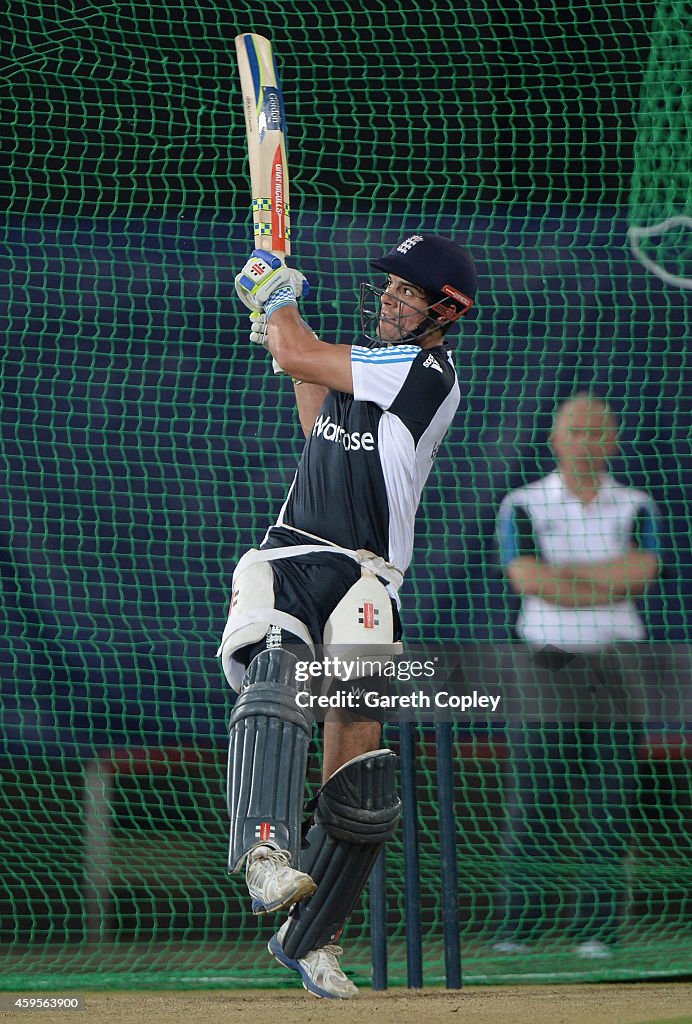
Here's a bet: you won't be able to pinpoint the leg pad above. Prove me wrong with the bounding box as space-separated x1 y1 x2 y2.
282 748 401 959
227 649 312 872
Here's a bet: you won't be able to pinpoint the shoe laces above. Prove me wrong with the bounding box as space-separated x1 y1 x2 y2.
248 846 289 870
261 848 286 865
308 942 345 969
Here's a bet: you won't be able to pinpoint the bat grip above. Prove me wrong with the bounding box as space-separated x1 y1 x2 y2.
252 248 283 269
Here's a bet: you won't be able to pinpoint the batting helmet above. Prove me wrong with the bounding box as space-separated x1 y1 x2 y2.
360 234 477 345
371 234 476 318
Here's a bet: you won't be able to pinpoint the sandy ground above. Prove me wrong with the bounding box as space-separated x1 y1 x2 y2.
2 984 691 1024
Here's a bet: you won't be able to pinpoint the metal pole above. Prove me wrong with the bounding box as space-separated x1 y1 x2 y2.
83 756 113 943
435 720 462 988
370 848 388 990
399 721 423 988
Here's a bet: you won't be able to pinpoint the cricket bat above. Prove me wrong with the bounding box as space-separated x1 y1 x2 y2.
234 33 291 257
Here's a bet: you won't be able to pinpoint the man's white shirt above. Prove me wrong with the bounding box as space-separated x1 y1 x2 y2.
497 470 662 651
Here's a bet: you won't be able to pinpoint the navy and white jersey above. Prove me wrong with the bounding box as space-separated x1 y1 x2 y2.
267 343 460 575
497 471 664 650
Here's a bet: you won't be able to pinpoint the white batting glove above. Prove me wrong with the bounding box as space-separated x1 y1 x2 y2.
235 249 308 317
249 310 269 348
249 311 286 376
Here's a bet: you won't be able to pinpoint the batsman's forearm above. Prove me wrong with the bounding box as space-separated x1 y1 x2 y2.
267 306 319 378
294 381 328 437
267 305 354 393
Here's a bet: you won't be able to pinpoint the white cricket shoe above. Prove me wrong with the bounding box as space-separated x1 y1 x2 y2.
245 845 316 915
574 939 614 960
268 920 359 999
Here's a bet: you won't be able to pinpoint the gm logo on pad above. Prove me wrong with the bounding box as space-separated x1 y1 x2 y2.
358 602 380 629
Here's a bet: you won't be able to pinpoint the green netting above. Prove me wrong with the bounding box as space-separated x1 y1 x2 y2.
628 0 692 286
0 0 690 992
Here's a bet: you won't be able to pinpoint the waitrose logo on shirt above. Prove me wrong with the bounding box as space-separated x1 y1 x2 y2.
312 414 375 451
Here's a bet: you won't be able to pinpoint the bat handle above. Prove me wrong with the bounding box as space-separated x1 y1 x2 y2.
251 248 283 268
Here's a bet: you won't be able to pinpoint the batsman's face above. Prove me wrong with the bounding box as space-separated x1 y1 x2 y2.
378 275 430 342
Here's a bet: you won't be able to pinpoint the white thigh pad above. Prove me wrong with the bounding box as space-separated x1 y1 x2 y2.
216 550 313 692
323 572 402 680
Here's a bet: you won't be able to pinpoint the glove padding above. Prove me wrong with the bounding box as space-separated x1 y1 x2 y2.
249 310 269 348
235 249 308 314
249 311 285 376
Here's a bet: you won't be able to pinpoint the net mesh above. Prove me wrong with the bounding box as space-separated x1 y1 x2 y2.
0 0 690 990
627 0 692 287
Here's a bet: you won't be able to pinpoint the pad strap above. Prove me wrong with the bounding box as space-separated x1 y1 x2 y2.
281 749 401 959
234 537 404 592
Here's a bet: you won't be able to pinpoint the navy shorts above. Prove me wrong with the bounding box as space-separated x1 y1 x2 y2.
237 529 402 668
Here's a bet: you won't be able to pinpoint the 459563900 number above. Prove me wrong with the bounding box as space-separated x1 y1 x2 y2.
0 996 83 1011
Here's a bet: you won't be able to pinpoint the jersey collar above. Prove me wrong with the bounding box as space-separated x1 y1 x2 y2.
555 470 616 505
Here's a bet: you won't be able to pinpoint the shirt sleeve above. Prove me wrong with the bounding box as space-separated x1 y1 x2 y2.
350 344 422 410
630 499 665 557
497 496 540 567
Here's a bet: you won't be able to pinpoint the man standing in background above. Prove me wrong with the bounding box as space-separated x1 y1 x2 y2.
494 393 663 958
